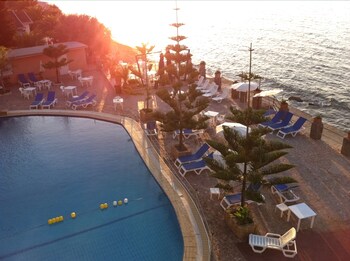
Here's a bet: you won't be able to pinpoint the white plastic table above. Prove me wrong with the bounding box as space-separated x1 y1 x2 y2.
64 86 77 97
204 110 219 126
287 202 317 231
23 87 36 97
80 76 93 87
210 188 220 199
113 96 124 110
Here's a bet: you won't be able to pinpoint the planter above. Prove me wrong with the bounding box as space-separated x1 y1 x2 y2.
171 144 191 159
224 212 256 241
279 102 289 112
310 117 323 140
341 132 350 158
139 109 154 123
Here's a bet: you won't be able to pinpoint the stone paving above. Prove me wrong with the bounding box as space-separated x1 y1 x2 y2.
1 67 350 261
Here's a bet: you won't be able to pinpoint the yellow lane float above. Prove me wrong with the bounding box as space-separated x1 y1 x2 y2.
48 215 64 225
100 203 108 210
71 212 76 219
117 200 123 206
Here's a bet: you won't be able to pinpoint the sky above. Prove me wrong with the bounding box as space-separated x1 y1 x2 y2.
48 1 181 47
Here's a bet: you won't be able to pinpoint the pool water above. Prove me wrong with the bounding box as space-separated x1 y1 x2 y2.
0 116 183 260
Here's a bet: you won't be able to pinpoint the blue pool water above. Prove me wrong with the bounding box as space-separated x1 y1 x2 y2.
0 116 183 260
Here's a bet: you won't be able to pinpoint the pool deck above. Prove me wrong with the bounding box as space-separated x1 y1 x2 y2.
1 68 350 261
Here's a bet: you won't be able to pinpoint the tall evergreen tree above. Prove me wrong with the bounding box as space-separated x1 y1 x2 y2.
42 44 72 83
204 107 295 206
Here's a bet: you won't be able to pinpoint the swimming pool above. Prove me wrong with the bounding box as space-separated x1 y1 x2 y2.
0 116 184 260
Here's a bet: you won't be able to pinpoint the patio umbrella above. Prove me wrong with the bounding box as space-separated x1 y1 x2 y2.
231 82 258 92
216 122 250 137
253 89 282 97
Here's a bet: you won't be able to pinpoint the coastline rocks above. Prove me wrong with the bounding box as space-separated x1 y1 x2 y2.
288 96 303 102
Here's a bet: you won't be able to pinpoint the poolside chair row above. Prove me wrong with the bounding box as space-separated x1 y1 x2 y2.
172 129 203 140
174 143 213 177
18 73 39 87
29 91 57 109
64 91 97 110
259 111 307 139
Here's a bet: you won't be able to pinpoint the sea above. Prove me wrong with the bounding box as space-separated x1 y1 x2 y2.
53 1 350 132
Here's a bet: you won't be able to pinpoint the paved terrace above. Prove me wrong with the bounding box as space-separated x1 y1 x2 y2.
1 68 350 261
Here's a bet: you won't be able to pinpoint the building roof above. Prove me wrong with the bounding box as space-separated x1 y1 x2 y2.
10 10 33 28
8 42 88 59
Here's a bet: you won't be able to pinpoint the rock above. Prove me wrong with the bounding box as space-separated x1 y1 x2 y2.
288 96 303 102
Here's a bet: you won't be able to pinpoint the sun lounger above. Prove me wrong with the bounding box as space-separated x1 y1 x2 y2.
200 82 215 93
195 76 205 87
41 91 57 109
249 227 297 258
145 121 158 136
196 79 210 91
172 129 203 140
18 73 30 87
220 183 262 210
27 72 39 84
212 88 229 103
276 117 307 139
66 91 89 107
71 94 96 110
267 112 294 131
178 153 213 177
263 108 277 117
202 84 219 97
29 93 44 109
271 183 300 203
174 143 210 168
259 110 287 128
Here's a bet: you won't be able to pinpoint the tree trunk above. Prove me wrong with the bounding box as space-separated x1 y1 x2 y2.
241 162 248 206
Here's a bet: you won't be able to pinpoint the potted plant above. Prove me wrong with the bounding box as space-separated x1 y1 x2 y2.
313 114 322 124
279 99 289 112
224 206 256 240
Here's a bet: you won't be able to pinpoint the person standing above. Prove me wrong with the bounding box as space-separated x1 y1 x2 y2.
214 70 222 92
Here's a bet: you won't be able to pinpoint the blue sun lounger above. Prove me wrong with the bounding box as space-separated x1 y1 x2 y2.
71 94 96 110
271 183 300 203
178 152 213 177
267 112 294 131
172 129 203 140
18 73 30 87
42 91 57 109
145 121 158 136
28 72 39 84
66 91 89 107
220 191 260 210
29 93 44 109
259 111 287 127
276 117 307 139
174 143 210 168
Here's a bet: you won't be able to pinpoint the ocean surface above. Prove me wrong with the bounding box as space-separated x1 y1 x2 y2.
54 1 350 132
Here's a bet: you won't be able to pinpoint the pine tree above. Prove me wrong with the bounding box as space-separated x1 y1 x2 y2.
204 107 295 206
42 44 72 83
154 2 209 150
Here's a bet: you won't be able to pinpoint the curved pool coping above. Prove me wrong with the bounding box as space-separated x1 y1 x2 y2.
2 110 210 261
